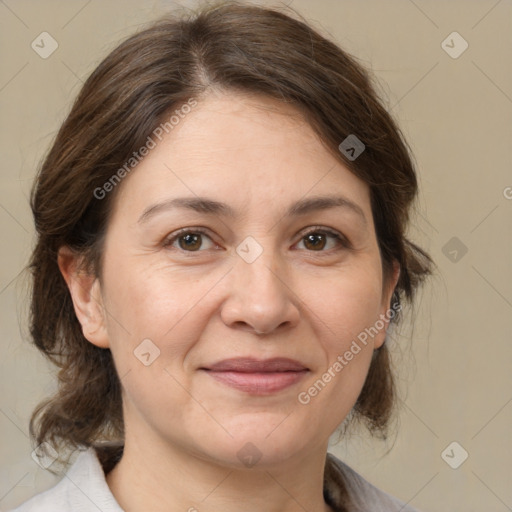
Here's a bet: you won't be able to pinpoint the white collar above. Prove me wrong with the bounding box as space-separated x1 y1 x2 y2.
11 447 124 512
11 447 417 512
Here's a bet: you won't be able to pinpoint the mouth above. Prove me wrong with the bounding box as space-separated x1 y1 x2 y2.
200 357 309 395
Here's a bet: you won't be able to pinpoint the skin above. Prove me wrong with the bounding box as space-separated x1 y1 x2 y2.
59 90 399 512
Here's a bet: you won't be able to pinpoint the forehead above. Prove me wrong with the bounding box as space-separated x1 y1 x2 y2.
111 91 371 223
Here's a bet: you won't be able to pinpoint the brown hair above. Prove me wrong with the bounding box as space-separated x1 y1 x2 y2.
28 0 433 476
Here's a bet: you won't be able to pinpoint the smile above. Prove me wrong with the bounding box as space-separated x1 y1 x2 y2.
202 369 309 395
200 357 310 395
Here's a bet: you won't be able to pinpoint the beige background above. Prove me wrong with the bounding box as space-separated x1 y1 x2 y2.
1 1 511 511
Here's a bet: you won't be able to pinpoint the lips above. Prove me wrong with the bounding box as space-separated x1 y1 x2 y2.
201 357 309 395
204 357 308 372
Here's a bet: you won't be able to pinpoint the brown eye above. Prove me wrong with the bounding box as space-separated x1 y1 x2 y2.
303 232 327 251
296 228 348 252
164 229 215 252
178 233 203 251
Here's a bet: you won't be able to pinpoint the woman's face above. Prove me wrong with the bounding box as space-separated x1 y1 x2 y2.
83 92 398 468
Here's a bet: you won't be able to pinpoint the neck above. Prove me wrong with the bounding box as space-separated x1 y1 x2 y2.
105 432 334 512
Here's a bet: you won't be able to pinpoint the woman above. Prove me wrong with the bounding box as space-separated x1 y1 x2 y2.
11 2 433 511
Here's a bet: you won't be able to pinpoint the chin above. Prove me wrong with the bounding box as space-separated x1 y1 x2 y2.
197 423 312 470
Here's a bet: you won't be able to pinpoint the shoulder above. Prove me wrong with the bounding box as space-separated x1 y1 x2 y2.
7 447 123 512
324 452 421 512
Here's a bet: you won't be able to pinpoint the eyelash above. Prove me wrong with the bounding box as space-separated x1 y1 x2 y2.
162 226 351 254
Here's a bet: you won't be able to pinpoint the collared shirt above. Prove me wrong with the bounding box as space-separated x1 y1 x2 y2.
9 447 419 512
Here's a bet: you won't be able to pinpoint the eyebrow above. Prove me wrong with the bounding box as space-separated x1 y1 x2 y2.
138 194 367 226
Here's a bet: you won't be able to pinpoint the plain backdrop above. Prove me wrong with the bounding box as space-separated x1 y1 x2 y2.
0 1 511 511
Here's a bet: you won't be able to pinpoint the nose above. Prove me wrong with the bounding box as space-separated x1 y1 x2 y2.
220 245 300 336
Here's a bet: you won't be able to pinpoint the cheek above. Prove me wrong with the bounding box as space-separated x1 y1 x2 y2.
98 258 208 420
297 262 383 411
312 260 384 348
101 253 216 344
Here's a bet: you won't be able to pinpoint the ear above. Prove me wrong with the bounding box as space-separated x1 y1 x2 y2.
373 259 401 350
57 246 110 349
